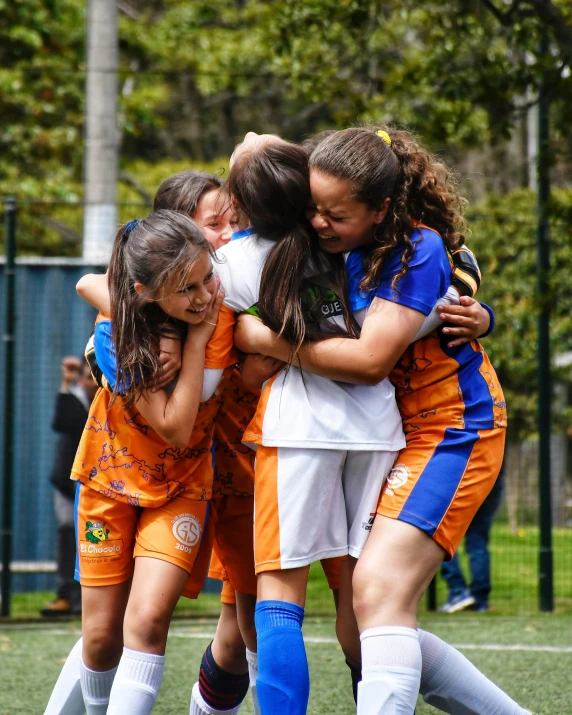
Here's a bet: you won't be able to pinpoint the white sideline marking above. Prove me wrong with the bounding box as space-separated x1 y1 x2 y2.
8 627 572 653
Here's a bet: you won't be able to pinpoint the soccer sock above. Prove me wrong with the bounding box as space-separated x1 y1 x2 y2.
345 658 362 705
106 647 165 715
245 648 261 715
255 600 309 715
358 626 421 715
44 637 85 715
79 659 118 715
189 642 249 714
418 628 530 714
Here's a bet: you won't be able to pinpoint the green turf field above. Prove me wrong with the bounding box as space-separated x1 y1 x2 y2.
1 614 571 714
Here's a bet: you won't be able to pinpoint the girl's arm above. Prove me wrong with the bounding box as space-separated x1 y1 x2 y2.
77 273 110 314
235 296 424 385
438 296 492 348
134 291 224 447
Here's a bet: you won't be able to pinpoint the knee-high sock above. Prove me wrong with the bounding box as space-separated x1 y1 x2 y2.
358 626 421 715
418 629 531 715
79 659 118 715
106 647 165 715
245 648 260 715
190 641 249 715
44 637 85 715
255 600 309 715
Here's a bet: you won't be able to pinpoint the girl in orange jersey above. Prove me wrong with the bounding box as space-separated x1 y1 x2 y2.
235 128 533 715
68 210 235 715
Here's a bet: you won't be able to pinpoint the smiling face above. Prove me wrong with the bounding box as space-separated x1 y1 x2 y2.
135 250 217 325
194 188 238 249
307 170 390 254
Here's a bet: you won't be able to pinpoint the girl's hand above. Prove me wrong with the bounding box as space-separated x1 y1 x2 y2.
438 296 491 348
235 313 278 355
189 285 225 344
153 332 182 391
240 353 284 389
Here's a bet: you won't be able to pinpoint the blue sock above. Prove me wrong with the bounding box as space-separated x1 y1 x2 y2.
255 600 309 715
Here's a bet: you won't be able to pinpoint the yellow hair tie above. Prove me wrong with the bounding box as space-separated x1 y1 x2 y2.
376 129 391 146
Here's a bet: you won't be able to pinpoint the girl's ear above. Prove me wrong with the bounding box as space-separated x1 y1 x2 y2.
374 197 391 224
133 282 153 302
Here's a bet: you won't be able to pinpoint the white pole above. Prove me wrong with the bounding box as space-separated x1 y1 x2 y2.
82 0 118 263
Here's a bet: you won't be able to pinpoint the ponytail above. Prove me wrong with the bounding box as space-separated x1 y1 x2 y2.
229 139 358 360
309 126 467 292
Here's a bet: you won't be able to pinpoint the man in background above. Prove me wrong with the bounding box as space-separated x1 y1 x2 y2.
439 463 505 613
41 356 97 617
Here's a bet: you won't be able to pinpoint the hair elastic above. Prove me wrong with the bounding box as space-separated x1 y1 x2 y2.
124 218 140 237
375 129 392 146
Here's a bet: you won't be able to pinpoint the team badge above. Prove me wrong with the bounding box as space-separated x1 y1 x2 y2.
383 463 411 496
172 514 202 554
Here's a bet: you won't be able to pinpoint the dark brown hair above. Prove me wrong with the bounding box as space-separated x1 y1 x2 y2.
107 209 213 408
228 139 357 356
309 126 467 291
153 170 223 217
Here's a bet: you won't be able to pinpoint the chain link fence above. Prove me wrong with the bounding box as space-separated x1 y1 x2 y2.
1 198 571 620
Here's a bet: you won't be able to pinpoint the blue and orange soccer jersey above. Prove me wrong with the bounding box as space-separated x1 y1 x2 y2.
71 312 237 507
346 227 507 556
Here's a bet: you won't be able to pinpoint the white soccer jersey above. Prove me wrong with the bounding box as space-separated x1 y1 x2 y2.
215 233 406 451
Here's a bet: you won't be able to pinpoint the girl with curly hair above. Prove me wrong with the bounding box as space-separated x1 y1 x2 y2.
235 126 509 715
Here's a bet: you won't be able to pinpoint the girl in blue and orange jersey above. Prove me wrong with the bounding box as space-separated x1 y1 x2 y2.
234 127 532 715
69 210 236 715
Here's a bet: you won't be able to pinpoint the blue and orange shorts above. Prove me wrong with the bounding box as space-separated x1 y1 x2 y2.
377 424 506 557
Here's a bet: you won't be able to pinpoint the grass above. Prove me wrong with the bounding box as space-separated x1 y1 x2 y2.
4 522 572 620
1 615 571 714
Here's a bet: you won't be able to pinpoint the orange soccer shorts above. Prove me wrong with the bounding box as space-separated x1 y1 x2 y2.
75 483 212 590
207 494 257 597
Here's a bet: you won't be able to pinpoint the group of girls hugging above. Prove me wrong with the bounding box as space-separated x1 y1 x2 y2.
43 125 533 715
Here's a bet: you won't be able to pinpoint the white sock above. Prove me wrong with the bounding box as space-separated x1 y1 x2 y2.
106 647 165 715
44 638 85 715
190 681 242 715
79 659 118 715
357 626 421 715
245 648 260 715
418 629 530 714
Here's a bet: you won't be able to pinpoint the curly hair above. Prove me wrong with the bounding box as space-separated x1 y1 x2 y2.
309 125 467 292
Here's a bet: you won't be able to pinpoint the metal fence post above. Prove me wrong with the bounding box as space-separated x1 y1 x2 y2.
1 196 17 616
536 35 554 612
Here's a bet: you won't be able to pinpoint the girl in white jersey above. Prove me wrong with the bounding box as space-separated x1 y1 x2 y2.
211 134 507 715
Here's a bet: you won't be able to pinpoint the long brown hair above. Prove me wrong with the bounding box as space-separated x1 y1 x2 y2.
228 139 357 357
107 209 213 408
309 126 467 291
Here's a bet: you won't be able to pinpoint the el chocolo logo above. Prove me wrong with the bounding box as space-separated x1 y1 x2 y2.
172 514 201 552
384 463 411 496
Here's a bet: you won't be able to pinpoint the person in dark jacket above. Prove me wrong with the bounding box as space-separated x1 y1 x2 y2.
42 356 97 616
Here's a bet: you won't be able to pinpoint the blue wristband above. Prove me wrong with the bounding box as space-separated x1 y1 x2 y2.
479 303 495 338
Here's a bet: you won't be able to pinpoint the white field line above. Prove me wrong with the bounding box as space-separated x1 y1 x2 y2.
4 626 572 653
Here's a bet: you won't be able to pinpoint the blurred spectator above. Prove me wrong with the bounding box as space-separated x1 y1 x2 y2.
438 463 505 613
41 357 97 617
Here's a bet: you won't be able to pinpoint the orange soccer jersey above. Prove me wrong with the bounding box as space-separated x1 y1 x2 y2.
72 310 237 507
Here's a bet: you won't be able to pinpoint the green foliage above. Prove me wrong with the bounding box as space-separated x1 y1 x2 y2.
467 187 572 439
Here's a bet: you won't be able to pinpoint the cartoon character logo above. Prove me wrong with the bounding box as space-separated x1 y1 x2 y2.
85 521 110 544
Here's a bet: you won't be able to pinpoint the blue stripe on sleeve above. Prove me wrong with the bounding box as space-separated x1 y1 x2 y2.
372 228 450 316
93 320 117 391
400 428 480 533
